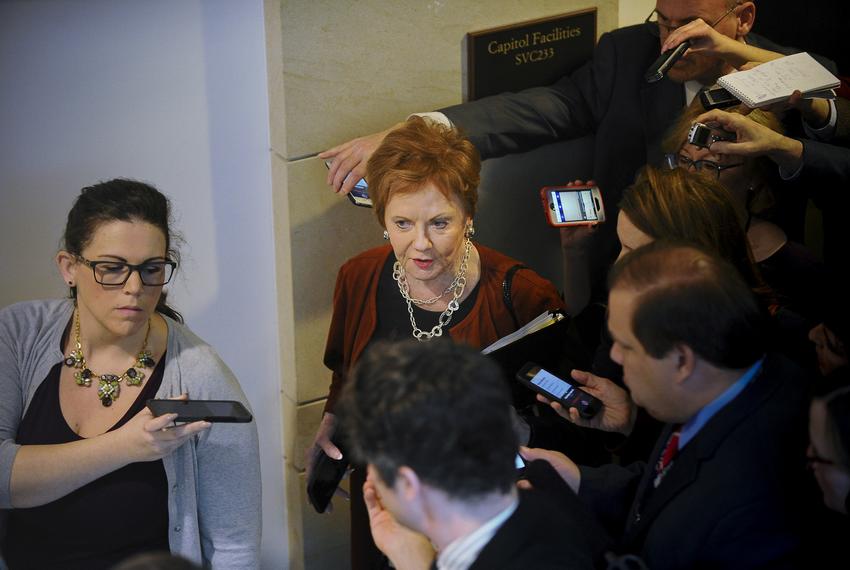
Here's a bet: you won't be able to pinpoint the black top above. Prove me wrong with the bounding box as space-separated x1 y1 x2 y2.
4 352 168 570
373 255 480 342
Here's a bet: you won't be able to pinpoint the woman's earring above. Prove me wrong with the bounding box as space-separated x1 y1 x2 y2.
465 222 475 238
68 281 74 286
383 230 389 241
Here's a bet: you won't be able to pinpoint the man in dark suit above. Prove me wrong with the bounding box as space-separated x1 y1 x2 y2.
336 340 600 569
525 241 812 569
324 1 771 199
322 1 805 287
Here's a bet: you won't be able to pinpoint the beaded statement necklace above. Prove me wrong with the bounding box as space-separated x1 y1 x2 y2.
63 309 156 407
392 238 472 341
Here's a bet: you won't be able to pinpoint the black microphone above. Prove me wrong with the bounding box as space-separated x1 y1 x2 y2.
644 40 691 83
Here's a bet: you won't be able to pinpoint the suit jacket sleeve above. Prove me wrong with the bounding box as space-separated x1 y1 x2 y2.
439 29 622 159
834 97 850 145
799 139 850 208
578 462 647 538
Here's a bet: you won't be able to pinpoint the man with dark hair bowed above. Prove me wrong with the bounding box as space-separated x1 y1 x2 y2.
336 339 599 570
526 241 814 569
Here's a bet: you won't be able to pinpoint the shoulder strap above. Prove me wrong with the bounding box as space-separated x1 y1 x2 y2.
502 264 528 329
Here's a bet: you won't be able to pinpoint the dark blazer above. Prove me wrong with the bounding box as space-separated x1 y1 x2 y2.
801 138 850 191
459 489 597 570
578 353 812 569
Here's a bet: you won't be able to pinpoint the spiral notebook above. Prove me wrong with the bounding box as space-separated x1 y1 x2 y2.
717 52 839 108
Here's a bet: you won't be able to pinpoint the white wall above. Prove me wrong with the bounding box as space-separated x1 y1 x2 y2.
0 0 287 566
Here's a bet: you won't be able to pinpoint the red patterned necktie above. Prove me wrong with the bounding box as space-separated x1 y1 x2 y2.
653 426 681 487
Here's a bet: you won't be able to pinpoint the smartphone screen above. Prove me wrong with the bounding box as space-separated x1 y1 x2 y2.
347 178 373 207
528 367 579 401
515 453 526 470
550 189 599 223
516 363 601 419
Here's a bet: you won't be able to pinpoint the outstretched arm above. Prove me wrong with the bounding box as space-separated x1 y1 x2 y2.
319 122 405 195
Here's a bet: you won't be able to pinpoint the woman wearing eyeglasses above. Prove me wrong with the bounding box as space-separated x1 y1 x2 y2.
661 103 826 325
0 179 260 568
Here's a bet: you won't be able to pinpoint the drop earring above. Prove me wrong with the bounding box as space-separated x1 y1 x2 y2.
464 222 475 238
383 230 389 240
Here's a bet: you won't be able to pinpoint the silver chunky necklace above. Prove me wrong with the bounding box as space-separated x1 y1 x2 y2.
392 238 472 341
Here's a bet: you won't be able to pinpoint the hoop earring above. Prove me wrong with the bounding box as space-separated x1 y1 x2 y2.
383 230 389 241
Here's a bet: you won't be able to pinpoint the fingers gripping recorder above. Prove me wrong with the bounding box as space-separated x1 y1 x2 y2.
687 122 736 149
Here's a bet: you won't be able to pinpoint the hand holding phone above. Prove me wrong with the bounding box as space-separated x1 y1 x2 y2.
516 363 601 419
533 368 637 435
146 399 253 423
324 160 372 207
540 185 605 227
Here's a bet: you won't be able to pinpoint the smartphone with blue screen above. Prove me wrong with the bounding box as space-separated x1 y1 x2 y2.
516 363 601 419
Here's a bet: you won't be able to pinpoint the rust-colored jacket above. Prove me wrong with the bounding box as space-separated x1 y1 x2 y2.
322 243 564 413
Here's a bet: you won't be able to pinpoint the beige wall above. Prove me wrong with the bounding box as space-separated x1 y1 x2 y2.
620 0 656 27
265 1 620 568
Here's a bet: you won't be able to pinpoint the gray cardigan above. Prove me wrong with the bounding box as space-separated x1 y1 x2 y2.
0 299 261 568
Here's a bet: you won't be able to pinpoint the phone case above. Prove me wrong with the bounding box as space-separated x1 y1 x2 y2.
539 186 605 227
307 438 349 513
146 399 253 423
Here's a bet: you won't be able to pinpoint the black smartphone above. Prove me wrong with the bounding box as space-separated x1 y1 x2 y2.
515 363 601 419
324 160 372 207
307 437 349 514
146 399 253 423
699 85 740 110
644 40 690 83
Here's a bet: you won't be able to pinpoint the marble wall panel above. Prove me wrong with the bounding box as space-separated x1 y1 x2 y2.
293 399 326 473
285 156 382 404
276 0 619 159
299 471 351 570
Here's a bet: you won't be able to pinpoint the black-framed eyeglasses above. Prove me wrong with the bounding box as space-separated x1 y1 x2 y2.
77 256 177 286
664 153 744 180
645 2 741 37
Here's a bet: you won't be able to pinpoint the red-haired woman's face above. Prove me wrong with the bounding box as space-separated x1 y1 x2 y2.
384 184 471 288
